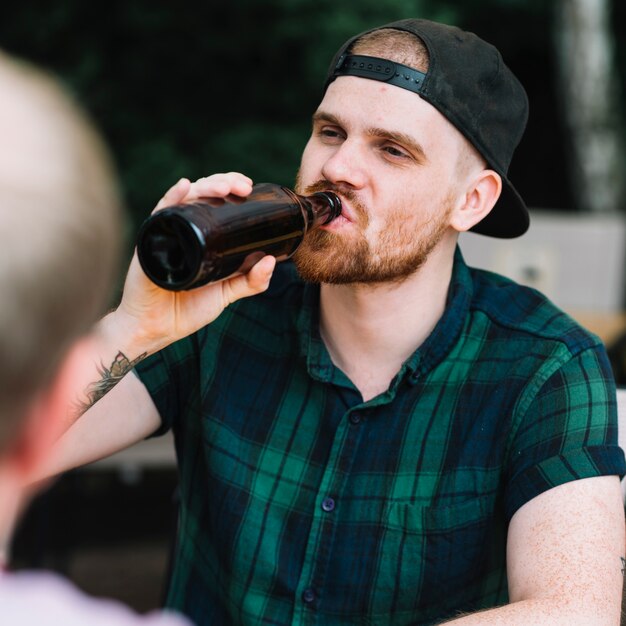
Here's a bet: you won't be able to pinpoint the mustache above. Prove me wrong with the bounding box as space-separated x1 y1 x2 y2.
301 180 368 225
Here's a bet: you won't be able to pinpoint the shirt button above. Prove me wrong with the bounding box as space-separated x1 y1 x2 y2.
302 587 316 604
407 371 420 386
349 413 361 425
321 497 335 512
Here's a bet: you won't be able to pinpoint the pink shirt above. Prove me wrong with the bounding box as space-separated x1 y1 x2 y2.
0 570 192 625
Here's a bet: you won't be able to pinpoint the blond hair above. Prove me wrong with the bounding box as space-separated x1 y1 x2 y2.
350 28 430 72
0 52 122 446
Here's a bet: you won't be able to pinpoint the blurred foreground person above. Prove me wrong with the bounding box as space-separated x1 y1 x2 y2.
0 51 190 625
36 19 626 625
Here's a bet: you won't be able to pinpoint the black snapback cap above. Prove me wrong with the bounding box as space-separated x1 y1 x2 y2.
324 19 530 238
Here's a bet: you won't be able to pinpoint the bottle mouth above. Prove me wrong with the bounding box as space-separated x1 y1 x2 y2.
137 211 203 290
312 191 342 224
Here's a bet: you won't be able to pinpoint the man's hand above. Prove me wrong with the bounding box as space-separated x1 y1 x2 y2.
112 172 277 358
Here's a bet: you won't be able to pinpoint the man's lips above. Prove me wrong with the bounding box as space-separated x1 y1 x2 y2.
306 185 360 225
321 209 354 231
333 194 357 223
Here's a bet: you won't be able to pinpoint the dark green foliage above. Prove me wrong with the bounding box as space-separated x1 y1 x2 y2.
1 0 623 230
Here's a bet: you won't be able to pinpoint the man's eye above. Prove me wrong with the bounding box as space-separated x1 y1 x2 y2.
383 145 409 159
318 127 344 140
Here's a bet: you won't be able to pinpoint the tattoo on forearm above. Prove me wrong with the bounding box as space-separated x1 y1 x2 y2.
77 351 147 415
621 557 625 576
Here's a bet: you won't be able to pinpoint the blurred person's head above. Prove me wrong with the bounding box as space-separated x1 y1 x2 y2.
0 50 122 546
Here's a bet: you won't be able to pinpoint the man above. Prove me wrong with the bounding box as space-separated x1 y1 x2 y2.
0 52 190 624
40 19 626 625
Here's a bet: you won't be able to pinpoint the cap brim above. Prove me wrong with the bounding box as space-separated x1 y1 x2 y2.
469 177 529 238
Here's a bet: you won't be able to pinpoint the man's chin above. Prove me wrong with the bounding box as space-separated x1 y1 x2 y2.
293 242 347 284
292 233 370 284
292 234 437 286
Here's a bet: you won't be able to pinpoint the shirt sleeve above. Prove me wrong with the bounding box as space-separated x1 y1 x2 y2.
134 333 202 436
504 344 626 521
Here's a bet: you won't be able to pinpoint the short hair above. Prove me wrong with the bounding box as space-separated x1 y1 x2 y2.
350 28 430 72
0 52 122 447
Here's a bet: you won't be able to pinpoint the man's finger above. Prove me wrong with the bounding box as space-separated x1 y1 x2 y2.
191 173 253 200
221 255 276 305
154 178 191 211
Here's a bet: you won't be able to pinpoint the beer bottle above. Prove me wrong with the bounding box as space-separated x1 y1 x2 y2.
136 182 342 291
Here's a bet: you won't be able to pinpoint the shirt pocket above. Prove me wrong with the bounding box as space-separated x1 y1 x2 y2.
377 496 494 617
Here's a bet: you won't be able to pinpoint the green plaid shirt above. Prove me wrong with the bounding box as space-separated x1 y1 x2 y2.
135 248 625 626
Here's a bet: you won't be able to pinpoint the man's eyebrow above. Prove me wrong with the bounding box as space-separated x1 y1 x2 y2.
311 110 428 162
365 127 428 162
311 110 343 126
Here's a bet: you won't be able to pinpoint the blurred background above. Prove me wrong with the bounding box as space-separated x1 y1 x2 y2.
3 0 626 614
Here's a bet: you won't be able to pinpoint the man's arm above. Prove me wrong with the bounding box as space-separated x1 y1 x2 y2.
30 173 276 482
442 475 625 625
32 369 161 480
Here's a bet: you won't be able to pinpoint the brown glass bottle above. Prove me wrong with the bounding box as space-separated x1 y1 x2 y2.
136 183 342 291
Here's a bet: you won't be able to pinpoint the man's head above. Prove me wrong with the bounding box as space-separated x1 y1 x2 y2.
293 19 528 284
0 52 122 462
325 19 530 238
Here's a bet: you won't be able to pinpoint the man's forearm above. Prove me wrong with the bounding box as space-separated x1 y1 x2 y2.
29 372 162 483
25 309 161 484
75 349 146 416
69 308 157 426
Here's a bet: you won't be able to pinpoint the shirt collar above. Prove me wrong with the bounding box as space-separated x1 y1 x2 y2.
404 246 473 380
297 281 335 383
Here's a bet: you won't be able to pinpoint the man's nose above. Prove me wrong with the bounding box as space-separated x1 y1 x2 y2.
321 140 367 189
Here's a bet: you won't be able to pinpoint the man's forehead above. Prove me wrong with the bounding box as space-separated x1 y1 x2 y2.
317 76 459 142
315 78 482 169
321 74 443 117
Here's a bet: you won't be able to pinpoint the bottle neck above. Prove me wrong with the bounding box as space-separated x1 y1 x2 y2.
298 191 342 229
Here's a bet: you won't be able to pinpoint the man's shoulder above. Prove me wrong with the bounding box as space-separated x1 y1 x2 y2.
467 265 601 355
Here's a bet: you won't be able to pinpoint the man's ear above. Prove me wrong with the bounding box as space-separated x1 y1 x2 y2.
450 169 502 233
7 336 94 477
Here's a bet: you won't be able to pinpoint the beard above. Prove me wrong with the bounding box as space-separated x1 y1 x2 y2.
292 176 452 285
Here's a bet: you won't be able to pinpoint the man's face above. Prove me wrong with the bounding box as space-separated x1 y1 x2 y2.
293 75 468 284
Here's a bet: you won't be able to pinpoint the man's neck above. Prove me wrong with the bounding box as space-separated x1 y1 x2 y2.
319 241 456 401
